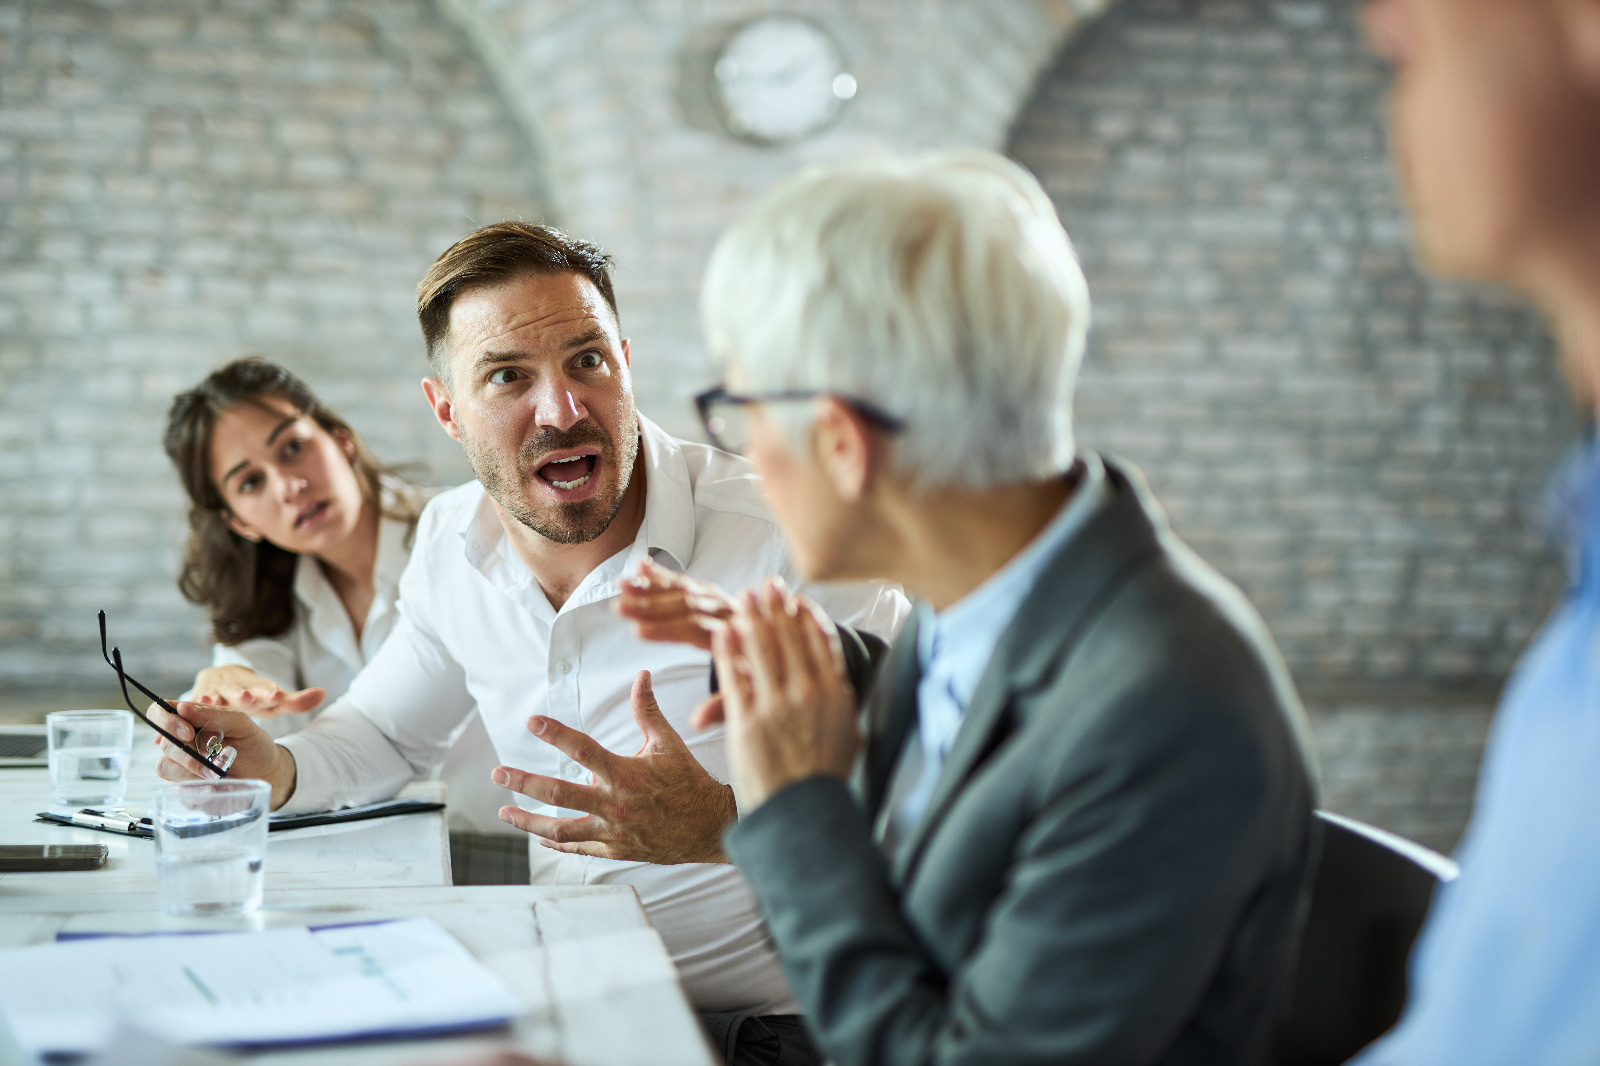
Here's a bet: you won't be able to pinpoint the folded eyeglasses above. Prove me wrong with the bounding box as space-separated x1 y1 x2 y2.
98 611 235 778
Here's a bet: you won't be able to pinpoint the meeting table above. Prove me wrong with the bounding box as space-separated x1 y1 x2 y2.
0 739 716 1065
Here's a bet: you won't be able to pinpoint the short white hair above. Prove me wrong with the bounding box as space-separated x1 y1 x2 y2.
701 149 1091 490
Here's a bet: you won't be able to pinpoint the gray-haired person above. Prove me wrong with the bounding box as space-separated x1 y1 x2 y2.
625 149 1320 1066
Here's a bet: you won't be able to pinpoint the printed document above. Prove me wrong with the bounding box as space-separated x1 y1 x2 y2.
0 917 525 1057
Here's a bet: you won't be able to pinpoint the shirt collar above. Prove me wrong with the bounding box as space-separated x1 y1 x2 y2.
372 479 419 591
630 414 697 572
292 544 333 613
462 490 505 574
916 454 1110 677
458 413 697 591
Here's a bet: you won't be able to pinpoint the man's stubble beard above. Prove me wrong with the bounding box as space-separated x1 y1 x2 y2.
461 405 641 546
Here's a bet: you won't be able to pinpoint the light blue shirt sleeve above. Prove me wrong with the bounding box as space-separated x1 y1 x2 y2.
1355 435 1600 1065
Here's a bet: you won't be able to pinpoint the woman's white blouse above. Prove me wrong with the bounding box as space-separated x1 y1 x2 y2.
208 487 511 834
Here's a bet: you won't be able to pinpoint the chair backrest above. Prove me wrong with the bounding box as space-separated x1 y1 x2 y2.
1273 811 1459 1066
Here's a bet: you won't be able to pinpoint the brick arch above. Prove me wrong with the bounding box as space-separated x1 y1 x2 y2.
0 0 545 690
438 0 1122 439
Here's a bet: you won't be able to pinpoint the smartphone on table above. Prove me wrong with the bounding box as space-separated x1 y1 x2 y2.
0 844 109 871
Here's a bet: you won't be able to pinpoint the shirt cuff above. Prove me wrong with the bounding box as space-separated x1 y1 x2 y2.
273 734 339 814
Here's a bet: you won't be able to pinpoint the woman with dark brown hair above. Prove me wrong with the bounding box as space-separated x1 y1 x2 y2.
163 356 508 834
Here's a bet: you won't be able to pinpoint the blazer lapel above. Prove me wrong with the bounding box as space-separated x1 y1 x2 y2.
890 659 1017 885
889 454 1169 885
855 615 923 818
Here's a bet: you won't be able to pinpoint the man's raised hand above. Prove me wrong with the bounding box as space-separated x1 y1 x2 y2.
492 670 737 865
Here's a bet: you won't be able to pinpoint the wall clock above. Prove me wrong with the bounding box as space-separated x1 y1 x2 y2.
713 15 858 145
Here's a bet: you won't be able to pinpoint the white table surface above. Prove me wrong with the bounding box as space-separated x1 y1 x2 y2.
0 740 717 1066
0 884 716 1066
0 746 451 895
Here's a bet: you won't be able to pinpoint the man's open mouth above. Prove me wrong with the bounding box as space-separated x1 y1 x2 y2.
294 500 330 529
536 452 598 491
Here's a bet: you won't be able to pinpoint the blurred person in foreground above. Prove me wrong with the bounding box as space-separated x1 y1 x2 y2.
657 149 1319 1066
162 356 510 836
1352 1 1600 1062
150 222 908 1065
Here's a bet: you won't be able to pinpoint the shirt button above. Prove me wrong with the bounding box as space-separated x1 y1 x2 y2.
562 762 584 781
556 661 572 674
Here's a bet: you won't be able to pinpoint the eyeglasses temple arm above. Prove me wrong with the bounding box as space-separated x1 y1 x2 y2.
110 646 230 779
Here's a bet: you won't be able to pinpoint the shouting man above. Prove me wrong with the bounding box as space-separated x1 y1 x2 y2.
154 222 907 1065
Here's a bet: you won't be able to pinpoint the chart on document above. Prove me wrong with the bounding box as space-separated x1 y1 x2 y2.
0 917 526 1058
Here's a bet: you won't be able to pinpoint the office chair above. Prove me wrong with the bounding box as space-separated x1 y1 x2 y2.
1273 810 1460 1066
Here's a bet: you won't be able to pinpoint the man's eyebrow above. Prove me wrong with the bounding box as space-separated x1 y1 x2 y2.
472 349 530 372
470 329 610 372
562 326 609 351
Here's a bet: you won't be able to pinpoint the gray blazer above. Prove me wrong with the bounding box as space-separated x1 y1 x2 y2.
724 456 1319 1066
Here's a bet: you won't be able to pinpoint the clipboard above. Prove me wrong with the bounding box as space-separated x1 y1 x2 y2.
267 798 445 831
36 798 446 840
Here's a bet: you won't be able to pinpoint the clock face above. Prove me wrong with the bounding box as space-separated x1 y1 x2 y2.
714 16 857 144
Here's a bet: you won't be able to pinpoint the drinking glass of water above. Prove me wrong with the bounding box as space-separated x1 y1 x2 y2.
46 710 134 808
153 779 271 917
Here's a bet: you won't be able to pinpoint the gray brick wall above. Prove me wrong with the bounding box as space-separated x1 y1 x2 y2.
1009 0 1578 850
1306 693 1496 852
1 0 1093 699
2 0 1561 851
0 0 542 694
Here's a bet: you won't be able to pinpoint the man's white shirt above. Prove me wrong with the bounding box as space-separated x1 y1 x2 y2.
277 416 909 1014
204 481 510 835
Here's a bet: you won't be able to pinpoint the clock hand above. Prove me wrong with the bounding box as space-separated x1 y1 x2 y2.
766 57 813 81
747 68 823 95
739 51 828 88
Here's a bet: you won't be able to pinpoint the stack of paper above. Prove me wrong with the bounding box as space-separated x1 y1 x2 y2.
0 917 526 1059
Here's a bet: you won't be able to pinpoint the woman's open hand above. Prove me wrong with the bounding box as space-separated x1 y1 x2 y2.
193 664 325 717
712 580 859 811
614 556 737 651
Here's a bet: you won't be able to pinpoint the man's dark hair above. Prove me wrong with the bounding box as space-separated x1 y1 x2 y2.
416 221 617 378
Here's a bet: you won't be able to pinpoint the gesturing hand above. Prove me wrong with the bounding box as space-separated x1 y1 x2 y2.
492 670 737 865
148 698 298 809
192 664 326 717
613 556 737 651
713 581 859 812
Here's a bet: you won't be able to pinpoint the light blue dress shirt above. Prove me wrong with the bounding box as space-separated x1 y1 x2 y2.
878 456 1109 852
1355 430 1600 1065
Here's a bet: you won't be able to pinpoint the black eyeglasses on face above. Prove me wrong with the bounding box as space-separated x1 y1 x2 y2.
694 386 905 455
98 611 231 779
